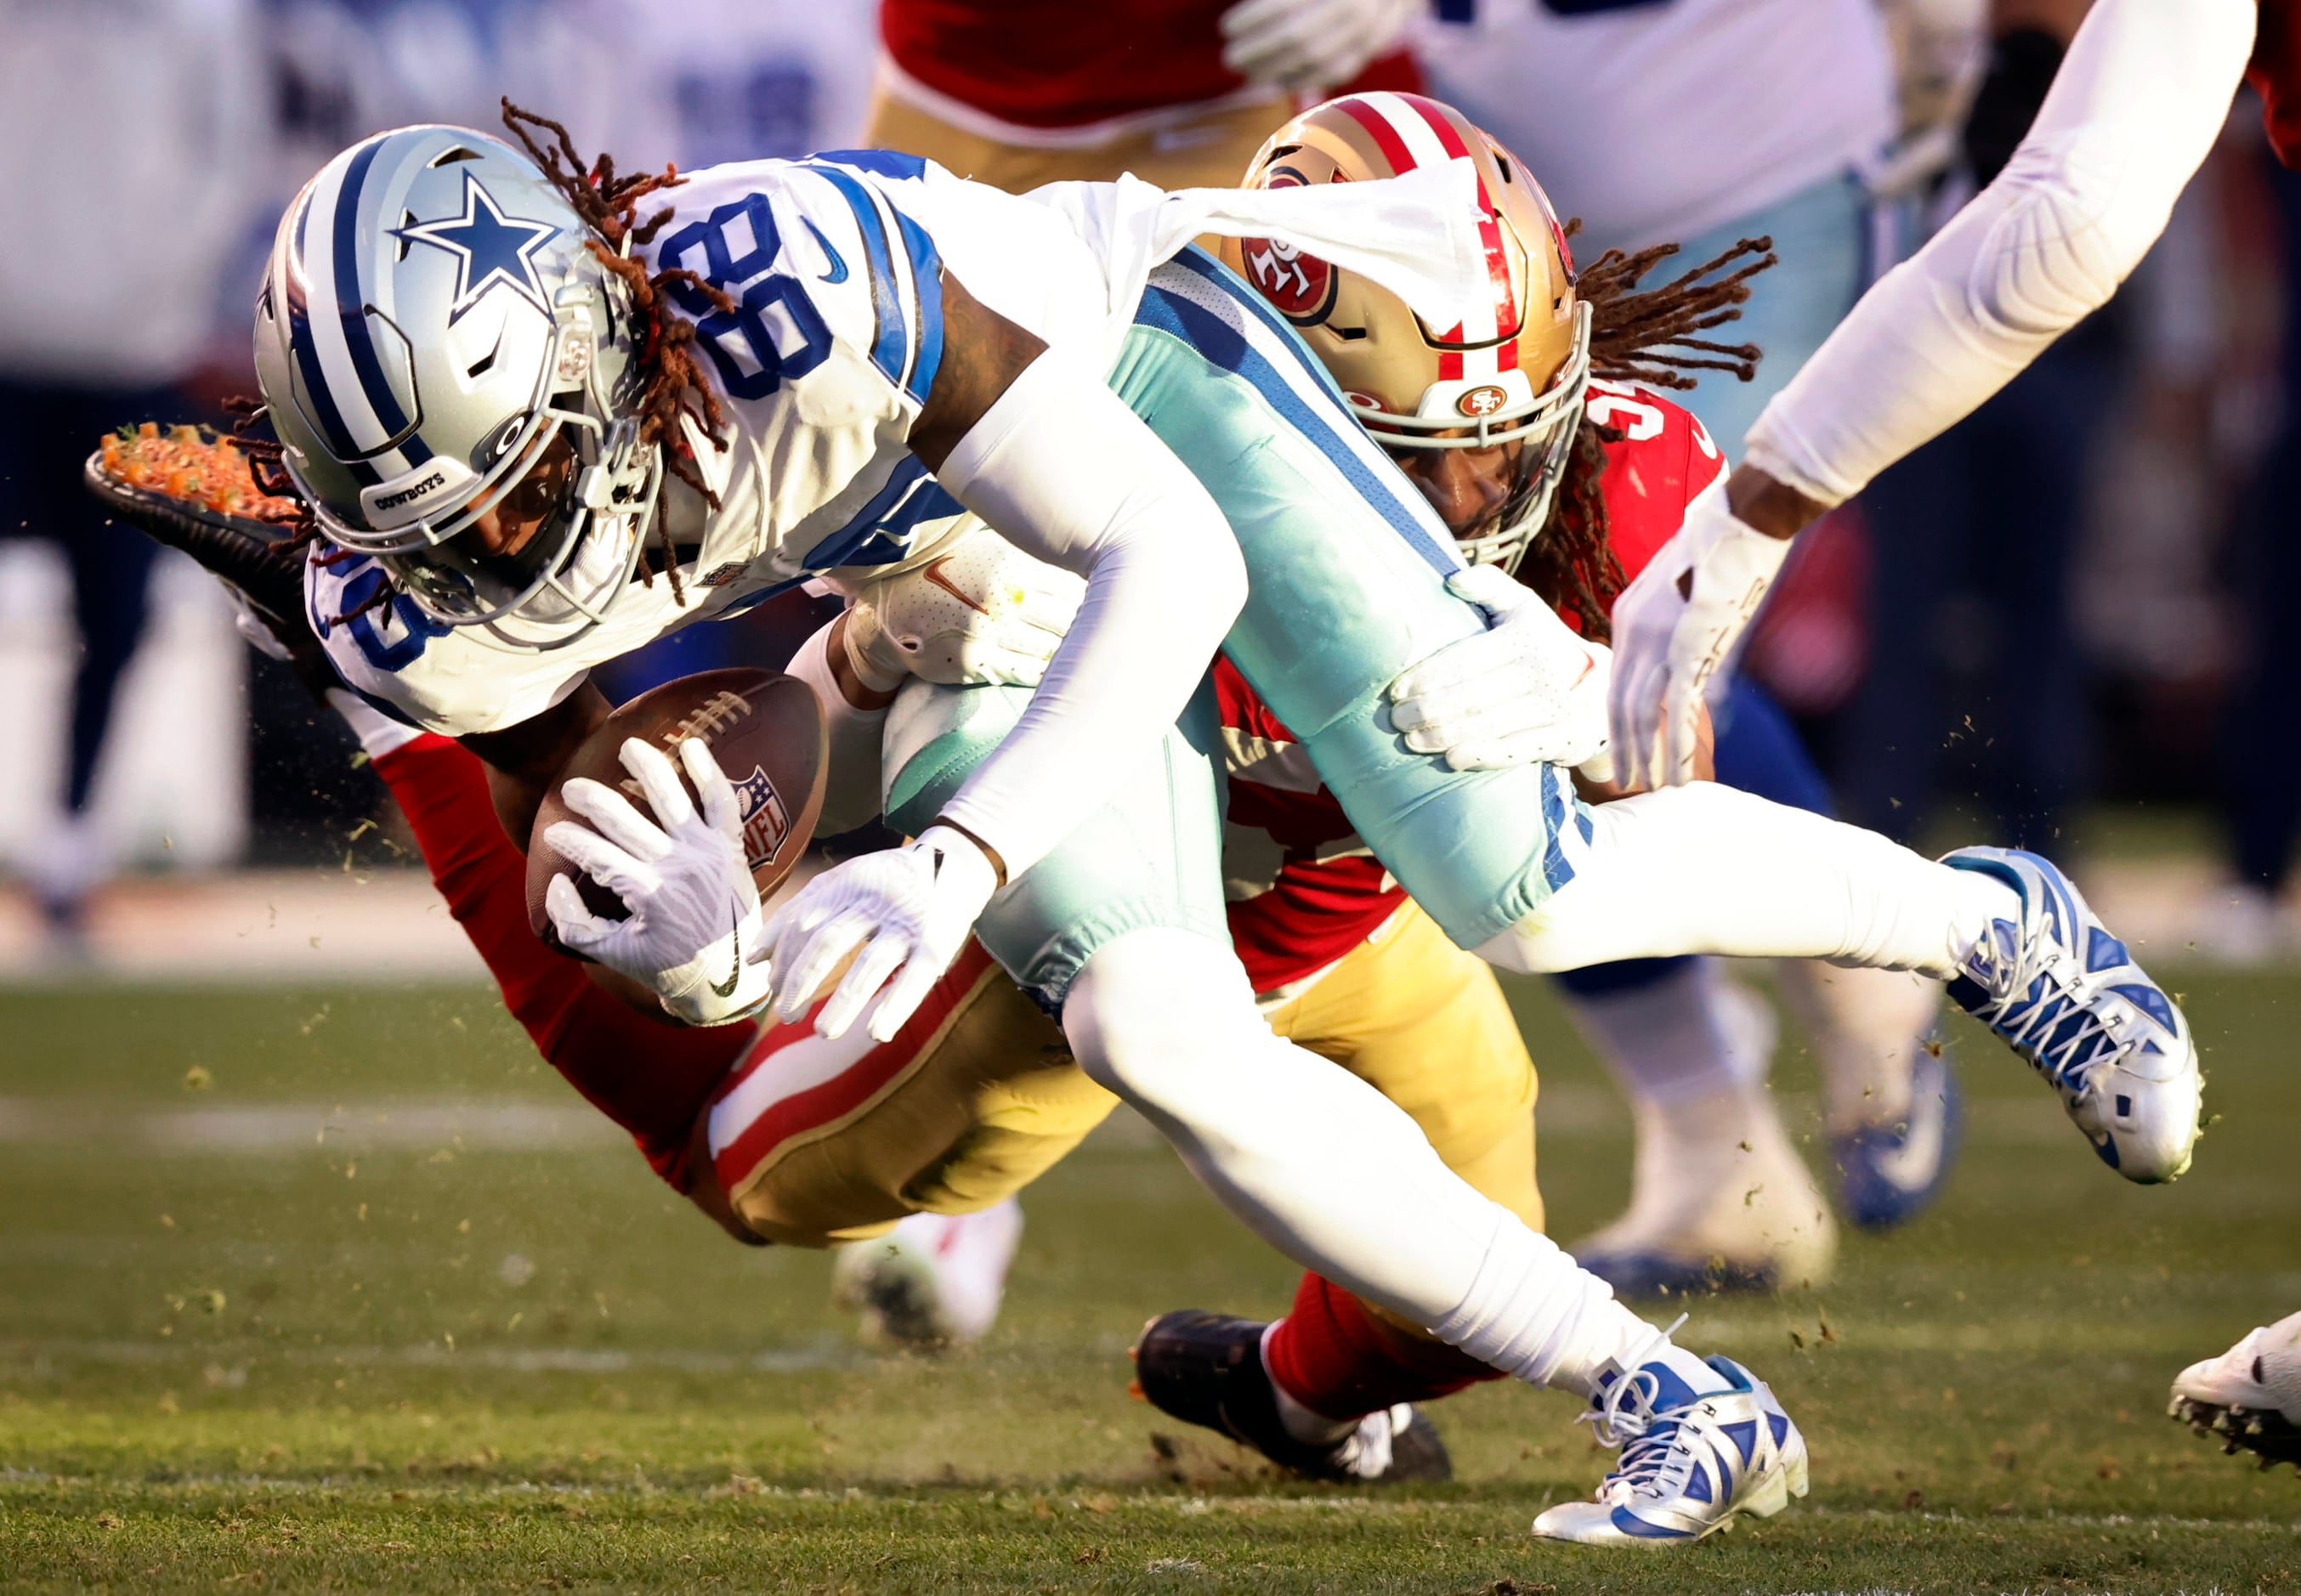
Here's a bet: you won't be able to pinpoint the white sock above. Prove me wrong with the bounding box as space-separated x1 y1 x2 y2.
1776 960 1944 1133
1437 1202 1730 1400
1485 783 2021 979
1261 1326 1357 1446
1065 929 1709 1401
1562 958 1766 1106
326 688 426 761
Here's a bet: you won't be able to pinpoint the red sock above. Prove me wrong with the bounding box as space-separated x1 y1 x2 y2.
1262 1271 1504 1421
371 735 752 1190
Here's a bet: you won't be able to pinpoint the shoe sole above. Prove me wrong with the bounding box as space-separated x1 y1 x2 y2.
1528 1441 1811 1546
2170 1395 2301 1469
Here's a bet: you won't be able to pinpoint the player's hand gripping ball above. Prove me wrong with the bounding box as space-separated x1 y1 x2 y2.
525 670 826 1024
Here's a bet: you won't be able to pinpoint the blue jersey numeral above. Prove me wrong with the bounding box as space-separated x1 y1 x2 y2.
314 560 449 673
656 195 834 401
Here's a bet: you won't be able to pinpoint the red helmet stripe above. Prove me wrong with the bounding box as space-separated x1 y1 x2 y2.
1386 93 1521 346
1334 95 1420 175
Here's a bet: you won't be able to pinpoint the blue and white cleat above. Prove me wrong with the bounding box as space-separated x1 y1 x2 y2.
1940 847 2202 1183
1831 1037 1964 1230
1531 1355 1808 1546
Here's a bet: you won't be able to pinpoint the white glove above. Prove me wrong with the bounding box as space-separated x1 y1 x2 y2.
762 824 1000 1044
842 528 1085 693
1219 0 1419 91
541 737 771 1027
1607 490 1792 790
1386 564 1613 774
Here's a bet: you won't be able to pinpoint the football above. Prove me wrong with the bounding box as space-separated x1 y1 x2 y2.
524 667 828 946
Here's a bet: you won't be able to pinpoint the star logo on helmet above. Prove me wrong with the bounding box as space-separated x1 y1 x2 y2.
393 173 562 325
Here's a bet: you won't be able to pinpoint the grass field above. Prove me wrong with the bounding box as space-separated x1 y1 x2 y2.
3 966 2298 1593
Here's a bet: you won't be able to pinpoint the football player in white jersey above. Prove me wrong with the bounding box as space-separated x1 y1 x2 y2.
259 98 2196 1544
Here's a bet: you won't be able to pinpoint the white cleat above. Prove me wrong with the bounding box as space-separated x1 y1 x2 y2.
2168 1311 2301 1469
1941 846 2202 1183
1533 1354 1809 1546
830 1200 1023 1350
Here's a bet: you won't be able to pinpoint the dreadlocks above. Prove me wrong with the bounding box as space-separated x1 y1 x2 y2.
1515 230 1777 642
501 98 739 605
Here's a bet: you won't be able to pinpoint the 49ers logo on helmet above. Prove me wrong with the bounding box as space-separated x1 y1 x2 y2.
1242 235 1337 325
1456 385 1510 419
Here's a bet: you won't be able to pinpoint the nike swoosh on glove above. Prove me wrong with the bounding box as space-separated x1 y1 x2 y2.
1220 0 1419 90
843 525 1085 693
542 736 771 1027
1607 489 1790 791
763 824 1000 1044
1386 564 1612 773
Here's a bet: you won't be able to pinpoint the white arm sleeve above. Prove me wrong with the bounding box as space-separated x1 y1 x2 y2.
1744 0 2257 507
928 349 1245 880
785 620 889 837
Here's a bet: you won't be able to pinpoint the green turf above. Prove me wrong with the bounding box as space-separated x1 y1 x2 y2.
3 971 2298 1592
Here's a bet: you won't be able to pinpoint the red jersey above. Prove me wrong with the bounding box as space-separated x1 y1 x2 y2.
882 0 1251 133
1218 382 1724 995
879 0 1420 137
2252 0 2301 167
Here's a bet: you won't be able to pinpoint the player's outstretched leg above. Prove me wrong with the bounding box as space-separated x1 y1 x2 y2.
1067 925 1811 1540
830 1200 1023 1350
1531 1350 1809 1545
1486 784 2202 1186
1937 847 2199 1182
2168 1311 2301 1471
1131 1310 1451 1485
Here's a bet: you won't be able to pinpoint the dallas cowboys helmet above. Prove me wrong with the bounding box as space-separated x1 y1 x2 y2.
253 126 660 644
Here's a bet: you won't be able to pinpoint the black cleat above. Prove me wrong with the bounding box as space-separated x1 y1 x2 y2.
1131 1310 1450 1485
83 433 335 698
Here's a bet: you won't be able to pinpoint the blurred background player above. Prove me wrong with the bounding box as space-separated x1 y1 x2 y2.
0 0 264 946
1832 0 2108 870
864 0 1421 192
1412 0 1957 1270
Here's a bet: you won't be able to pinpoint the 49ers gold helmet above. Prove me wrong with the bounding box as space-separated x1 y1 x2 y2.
1220 92 1591 573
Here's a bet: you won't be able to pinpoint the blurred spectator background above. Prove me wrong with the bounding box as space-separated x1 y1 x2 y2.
0 0 2294 971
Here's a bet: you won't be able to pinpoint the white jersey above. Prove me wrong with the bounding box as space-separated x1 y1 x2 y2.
1414 0 1896 252
314 147 1504 733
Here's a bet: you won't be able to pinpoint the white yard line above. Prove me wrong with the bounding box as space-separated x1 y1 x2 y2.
0 1095 620 1154
0 1336 855 1377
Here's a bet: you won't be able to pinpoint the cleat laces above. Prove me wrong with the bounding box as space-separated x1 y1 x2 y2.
1576 1318 1699 1505
1963 914 2128 1100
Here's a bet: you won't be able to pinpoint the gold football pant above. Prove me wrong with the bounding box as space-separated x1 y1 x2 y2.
705 901 1540 1292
